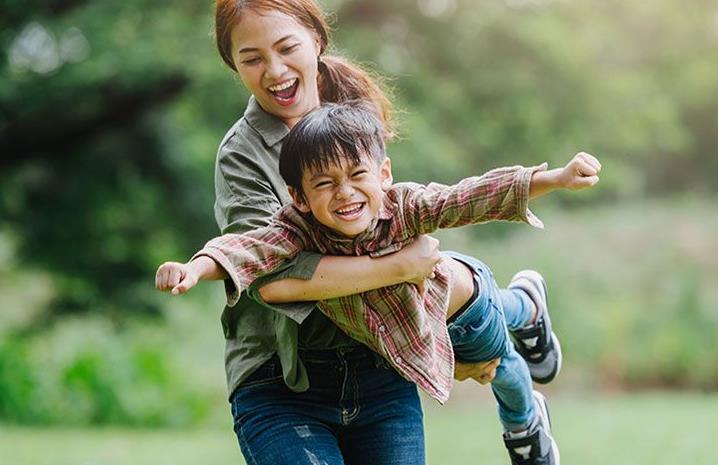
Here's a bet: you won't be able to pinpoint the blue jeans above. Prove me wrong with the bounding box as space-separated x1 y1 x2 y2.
444 251 535 431
230 345 425 465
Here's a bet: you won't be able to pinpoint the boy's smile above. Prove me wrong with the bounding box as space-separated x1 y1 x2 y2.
290 156 393 237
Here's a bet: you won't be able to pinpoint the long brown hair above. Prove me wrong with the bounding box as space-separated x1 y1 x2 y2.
214 0 395 137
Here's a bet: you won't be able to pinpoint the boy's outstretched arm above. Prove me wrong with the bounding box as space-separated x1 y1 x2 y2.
155 256 228 296
530 152 602 199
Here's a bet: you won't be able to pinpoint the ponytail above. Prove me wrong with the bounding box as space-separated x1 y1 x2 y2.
317 55 396 140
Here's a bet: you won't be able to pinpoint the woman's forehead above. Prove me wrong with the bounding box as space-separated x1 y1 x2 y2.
232 9 312 48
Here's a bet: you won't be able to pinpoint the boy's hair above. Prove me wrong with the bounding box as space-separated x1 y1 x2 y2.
279 102 387 198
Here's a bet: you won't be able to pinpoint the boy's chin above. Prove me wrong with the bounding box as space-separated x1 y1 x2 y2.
335 224 365 237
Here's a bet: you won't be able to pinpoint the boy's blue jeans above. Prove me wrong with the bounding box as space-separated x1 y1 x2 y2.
230 345 425 465
444 251 535 431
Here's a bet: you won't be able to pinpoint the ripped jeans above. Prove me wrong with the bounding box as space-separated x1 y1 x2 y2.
230 345 425 465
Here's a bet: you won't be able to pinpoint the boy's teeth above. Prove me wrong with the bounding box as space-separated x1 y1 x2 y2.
336 204 362 214
269 79 296 92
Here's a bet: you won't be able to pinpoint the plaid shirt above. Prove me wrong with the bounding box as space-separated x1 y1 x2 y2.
195 164 545 403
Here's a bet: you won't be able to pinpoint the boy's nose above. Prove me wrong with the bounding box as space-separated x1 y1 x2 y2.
334 183 354 199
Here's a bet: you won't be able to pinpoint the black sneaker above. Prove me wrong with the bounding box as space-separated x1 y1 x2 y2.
508 270 562 384
503 391 560 465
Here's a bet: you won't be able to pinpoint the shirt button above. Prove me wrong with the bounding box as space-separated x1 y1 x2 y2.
395 356 402 364
379 325 386 332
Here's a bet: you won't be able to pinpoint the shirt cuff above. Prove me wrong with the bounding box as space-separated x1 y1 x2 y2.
191 247 245 307
517 163 547 229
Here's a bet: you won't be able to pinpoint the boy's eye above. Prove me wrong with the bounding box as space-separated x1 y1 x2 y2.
352 170 368 178
314 180 332 188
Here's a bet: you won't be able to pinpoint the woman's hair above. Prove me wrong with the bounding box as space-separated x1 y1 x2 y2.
279 101 386 198
214 0 395 137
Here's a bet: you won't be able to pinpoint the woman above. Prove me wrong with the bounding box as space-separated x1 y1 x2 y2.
212 1 497 463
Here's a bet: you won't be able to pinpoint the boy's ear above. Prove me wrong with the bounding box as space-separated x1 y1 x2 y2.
288 186 311 213
379 157 393 191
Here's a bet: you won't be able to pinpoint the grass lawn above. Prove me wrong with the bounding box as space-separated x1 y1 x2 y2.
2 392 716 465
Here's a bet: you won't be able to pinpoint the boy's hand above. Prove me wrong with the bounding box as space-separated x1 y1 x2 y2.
399 235 441 295
155 261 200 295
556 152 601 190
530 152 602 199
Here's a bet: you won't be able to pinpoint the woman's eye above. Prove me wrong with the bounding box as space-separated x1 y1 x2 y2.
281 44 300 54
241 57 261 65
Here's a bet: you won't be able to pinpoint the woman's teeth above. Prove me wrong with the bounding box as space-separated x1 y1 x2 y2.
268 79 298 100
268 79 296 92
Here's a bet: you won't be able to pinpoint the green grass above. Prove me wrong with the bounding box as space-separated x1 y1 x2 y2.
3 392 716 465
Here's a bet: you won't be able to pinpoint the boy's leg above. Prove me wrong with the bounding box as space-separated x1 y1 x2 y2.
444 252 559 464
490 341 535 431
498 287 534 331
442 250 562 383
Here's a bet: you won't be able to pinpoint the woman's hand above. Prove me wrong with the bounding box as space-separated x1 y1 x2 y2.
395 235 441 294
454 358 500 385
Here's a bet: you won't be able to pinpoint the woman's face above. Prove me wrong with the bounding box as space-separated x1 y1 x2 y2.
231 10 321 128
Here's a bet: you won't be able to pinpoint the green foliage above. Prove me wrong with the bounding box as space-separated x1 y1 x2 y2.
0 318 211 426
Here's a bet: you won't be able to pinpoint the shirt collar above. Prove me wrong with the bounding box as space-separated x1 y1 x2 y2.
376 194 394 221
243 96 290 147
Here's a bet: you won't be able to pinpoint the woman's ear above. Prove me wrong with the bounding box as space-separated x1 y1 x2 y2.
288 186 311 213
379 158 393 191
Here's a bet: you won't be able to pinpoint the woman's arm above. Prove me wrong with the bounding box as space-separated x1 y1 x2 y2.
259 235 440 303
216 139 439 305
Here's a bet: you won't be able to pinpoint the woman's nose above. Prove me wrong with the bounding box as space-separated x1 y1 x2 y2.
264 56 288 80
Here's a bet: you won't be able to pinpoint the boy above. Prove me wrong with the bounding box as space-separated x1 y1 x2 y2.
156 102 600 465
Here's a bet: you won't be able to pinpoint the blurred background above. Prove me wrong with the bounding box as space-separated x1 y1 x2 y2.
1 0 717 464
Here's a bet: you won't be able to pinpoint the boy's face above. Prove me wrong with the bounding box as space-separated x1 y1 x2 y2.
289 154 393 237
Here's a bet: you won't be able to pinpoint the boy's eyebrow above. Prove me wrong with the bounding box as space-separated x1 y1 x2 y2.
308 171 331 182
307 160 366 182
238 35 297 54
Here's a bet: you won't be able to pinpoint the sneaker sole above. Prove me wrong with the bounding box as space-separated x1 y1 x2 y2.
534 332 563 384
533 391 561 465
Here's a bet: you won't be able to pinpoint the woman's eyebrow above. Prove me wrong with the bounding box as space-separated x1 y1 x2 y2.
238 35 297 54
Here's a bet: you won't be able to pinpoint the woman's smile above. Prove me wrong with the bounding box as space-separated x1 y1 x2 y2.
267 78 300 106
